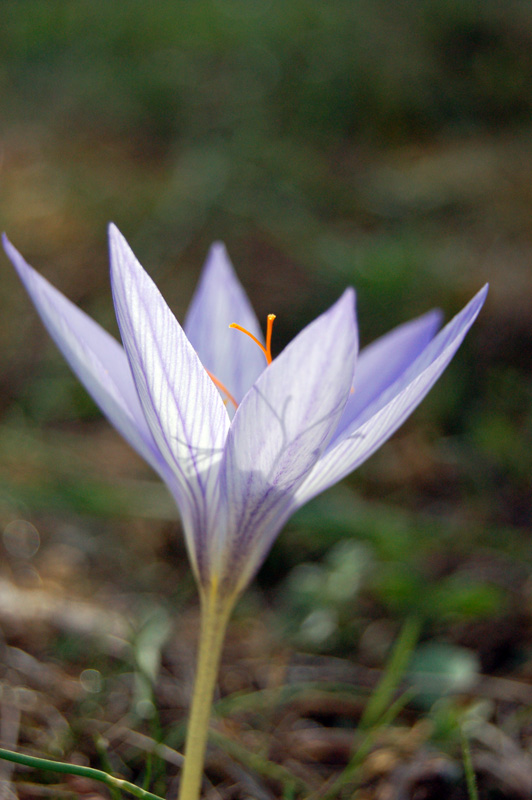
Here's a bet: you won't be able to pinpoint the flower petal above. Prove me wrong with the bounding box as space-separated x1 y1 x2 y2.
216 289 358 591
108 225 231 580
295 285 488 504
331 308 443 445
3 234 166 477
184 243 266 405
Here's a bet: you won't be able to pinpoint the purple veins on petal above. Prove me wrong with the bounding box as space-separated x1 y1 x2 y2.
109 224 230 473
2 234 167 478
332 308 443 446
4 226 488 598
214 288 358 589
295 284 488 505
108 225 230 573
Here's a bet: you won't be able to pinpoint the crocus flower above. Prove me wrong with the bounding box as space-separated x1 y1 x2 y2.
4 227 487 800
3 228 487 599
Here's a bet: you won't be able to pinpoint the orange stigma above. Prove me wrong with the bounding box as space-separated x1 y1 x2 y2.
206 370 238 410
207 314 276 409
229 313 276 365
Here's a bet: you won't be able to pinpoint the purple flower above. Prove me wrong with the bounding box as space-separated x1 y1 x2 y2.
3 227 487 599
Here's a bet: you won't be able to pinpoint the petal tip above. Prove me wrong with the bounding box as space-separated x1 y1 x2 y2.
341 285 356 305
2 235 30 279
108 222 126 250
2 233 17 260
204 240 233 274
198 241 239 290
426 307 444 323
335 286 357 327
416 307 444 338
108 224 139 283
467 283 489 319
209 240 227 257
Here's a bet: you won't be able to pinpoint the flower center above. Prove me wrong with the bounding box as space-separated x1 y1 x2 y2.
206 314 276 409
229 313 276 366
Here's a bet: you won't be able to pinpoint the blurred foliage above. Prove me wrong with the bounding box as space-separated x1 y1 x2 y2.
5 0 532 141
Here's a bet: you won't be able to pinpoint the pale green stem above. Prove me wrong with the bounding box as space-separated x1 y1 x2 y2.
178 585 236 800
0 746 163 799
461 725 479 800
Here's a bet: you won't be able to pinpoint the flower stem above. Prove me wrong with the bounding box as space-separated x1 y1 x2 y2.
0 746 164 799
178 585 235 800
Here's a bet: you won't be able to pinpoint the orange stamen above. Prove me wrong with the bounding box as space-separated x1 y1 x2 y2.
265 313 276 364
206 370 238 410
229 313 276 365
207 314 277 409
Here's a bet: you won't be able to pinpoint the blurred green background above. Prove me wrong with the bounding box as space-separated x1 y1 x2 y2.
0 0 531 675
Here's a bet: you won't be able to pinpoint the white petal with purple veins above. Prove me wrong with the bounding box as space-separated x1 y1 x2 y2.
331 308 443 445
216 288 358 591
3 235 167 479
4 226 487 599
295 285 488 504
108 225 230 578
